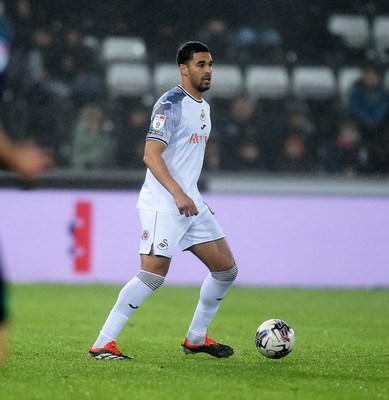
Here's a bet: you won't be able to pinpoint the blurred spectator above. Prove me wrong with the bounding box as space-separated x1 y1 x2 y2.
276 101 318 173
194 12 283 65
322 120 365 176
347 64 389 171
23 27 54 91
218 96 271 171
49 27 104 105
117 106 149 168
348 65 388 132
20 26 104 161
196 18 236 63
20 26 102 103
71 103 116 169
286 4 342 65
10 0 34 53
148 22 181 62
234 24 283 64
17 27 72 161
22 26 72 101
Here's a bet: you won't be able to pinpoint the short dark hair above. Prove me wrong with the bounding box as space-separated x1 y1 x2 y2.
176 41 210 65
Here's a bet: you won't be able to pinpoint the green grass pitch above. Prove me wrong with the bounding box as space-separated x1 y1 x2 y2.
2 284 389 400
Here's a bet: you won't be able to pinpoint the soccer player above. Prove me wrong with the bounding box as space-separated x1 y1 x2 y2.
89 41 238 360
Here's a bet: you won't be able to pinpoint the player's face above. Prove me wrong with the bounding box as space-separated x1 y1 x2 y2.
184 52 213 94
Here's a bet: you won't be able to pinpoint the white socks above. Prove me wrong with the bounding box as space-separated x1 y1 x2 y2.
186 265 238 345
93 271 164 348
93 266 238 349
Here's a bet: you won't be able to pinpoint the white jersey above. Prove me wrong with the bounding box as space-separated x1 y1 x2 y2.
137 85 211 214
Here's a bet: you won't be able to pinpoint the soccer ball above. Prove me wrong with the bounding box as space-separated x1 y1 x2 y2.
255 318 295 359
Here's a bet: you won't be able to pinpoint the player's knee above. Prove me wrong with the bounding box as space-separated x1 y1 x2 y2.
211 265 238 282
137 270 165 291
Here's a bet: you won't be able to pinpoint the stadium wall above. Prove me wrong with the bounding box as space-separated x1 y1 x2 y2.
0 188 388 287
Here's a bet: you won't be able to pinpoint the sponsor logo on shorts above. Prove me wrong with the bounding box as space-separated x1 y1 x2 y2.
141 230 150 241
157 239 169 250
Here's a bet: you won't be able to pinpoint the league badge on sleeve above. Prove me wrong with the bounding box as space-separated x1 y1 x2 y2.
152 114 166 130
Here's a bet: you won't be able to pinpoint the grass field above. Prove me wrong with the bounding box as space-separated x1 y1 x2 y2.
1 284 389 400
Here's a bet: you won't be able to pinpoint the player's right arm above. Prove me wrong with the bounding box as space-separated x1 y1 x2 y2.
143 140 198 216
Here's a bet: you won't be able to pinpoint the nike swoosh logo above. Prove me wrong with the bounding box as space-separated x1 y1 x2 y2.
129 303 139 309
216 297 224 301
161 100 172 105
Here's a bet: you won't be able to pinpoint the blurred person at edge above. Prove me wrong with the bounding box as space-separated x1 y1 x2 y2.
0 0 53 366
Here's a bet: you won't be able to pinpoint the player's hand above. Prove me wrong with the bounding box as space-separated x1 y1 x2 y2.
10 142 54 179
174 191 199 217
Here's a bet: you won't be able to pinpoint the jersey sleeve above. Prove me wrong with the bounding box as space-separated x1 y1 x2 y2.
146 97 182 146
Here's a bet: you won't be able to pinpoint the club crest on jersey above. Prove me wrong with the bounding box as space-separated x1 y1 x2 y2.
152 114 166 130
200 110 206 121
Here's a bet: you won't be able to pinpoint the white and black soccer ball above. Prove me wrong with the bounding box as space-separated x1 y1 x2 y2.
255 318 295 359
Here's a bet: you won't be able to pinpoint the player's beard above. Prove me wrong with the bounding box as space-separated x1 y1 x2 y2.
190 75 211 93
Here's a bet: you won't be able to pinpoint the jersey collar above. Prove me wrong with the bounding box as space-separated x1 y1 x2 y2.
178 85 204 103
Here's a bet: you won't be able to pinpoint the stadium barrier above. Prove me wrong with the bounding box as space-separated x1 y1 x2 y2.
1 187 388 287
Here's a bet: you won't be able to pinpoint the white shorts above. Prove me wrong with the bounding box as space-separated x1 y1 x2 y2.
138 202 225 258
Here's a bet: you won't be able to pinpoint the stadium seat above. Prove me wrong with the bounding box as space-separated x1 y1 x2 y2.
327 14 370 48
101 36 147 63
153 63 181 97
291 66 337 99
245 66 289 99
337 67 362 105
208 65 243 98
372 16 389 58
105 63 151 97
